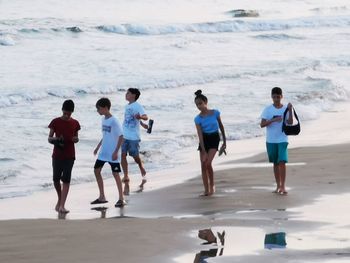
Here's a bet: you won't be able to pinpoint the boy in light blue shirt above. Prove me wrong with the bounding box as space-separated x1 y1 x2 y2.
260 87 293 195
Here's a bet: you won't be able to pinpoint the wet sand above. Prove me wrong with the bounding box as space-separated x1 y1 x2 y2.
1 143 350 262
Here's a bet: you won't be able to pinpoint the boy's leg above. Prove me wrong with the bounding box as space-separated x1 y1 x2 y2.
133 155 147 188
199 151 209 195
278 162 287 193
112 172 124 201
110 163 124 202
53 181 61 212
58 160 74 213
93 160 107 201
206 149 217 195
59 183 70 213
121 153 129 182
52 159 63 211
273 164 281 192
121 140 130 183
277 142 288 194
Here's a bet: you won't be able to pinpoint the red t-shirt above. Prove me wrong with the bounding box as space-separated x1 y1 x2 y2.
48 117 81 160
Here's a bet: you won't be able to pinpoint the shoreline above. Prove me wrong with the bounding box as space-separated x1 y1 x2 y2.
0 100 350 220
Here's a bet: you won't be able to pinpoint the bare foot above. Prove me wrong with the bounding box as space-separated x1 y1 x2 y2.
199 192 209 197
208 186 216 195
58 208 70 214
55 202 60 212
139 176 147 188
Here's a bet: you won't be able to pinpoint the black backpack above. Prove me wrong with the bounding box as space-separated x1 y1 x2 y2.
282 108 301 136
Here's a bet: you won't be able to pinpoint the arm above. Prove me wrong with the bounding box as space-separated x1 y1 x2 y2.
112 135 124 161
217 116 226 148
48 128 55 144
135 113 148 121
260 117 282 128
94 139 102 155
72 131 79 143
287 103 294 125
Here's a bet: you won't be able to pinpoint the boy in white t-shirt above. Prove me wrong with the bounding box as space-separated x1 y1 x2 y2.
121 88 148 194
260 87 293 195
91 98 126 207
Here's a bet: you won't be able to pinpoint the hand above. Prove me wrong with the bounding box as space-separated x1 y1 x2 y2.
272 116 282 123
112 151 119 161
72 136 79 143
93 148 98 155
288 103 293 111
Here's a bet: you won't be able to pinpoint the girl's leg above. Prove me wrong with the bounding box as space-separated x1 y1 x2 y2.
199 151 209 195
206 149 218 195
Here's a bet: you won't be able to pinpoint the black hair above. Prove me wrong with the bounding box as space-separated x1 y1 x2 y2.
96 97 111 110
128 88 141 101
62 100 74 112
194 90 208 103
271 87 283 96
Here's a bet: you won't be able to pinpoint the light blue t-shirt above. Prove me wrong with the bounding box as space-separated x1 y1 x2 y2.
98 116 123 163
194 109 220 133
123 101 146 141
261 104 288 143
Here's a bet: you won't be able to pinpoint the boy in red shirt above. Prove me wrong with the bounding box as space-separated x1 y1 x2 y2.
48 100 80 214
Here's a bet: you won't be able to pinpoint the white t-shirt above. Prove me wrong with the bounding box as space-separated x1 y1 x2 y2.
123 101 146 140
261 104 288 143
98 116 123 163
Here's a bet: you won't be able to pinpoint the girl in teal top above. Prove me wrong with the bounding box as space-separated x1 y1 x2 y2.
194 90 227 196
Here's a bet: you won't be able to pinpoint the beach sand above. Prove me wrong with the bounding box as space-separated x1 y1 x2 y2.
1 143 350 263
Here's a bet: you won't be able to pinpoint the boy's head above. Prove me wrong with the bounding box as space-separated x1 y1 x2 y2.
126 88 141 102
271 87 283 104
96 98 111 115
62 100 74 119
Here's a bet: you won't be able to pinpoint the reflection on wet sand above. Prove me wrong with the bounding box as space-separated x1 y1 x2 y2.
265 232 287 249
194 229 225 262
91 207 108 218
192 228 287 262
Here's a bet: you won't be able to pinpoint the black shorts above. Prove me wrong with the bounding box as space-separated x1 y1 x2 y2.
94 159 121 173
198 132 220 153
52 159 75 183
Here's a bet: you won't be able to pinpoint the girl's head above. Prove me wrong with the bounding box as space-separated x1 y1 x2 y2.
194 90 208 111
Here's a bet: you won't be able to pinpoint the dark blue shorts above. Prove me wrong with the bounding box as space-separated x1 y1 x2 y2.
94 159 121 173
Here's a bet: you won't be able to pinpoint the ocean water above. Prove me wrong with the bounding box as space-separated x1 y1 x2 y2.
0 0 349 199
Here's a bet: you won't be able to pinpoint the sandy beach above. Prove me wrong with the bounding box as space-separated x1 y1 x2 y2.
1 142 350 263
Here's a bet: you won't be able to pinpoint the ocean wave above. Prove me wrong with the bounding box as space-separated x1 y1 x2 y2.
253 33 305 40
310 6 349 14
96 16 350 35
0 34 16 46
0 170 19 182
2 15 350 38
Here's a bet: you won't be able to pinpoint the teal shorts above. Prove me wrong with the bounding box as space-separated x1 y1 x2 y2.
266 142 288 164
